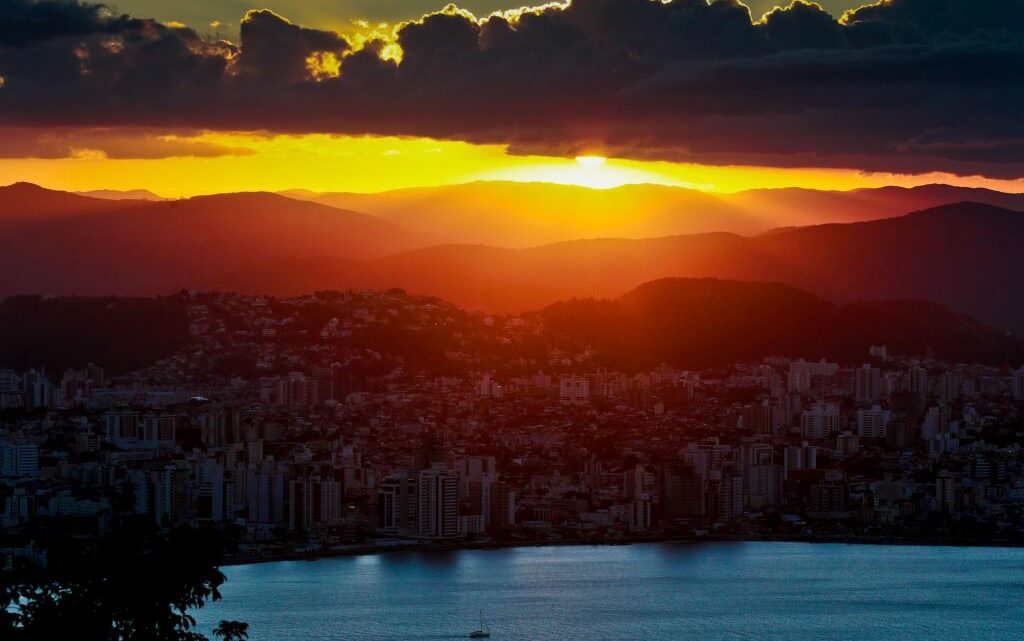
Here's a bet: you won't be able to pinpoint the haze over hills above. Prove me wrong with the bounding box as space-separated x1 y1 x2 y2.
0 182 150 224
540 278 1023 368
284 181 1024 246
1 280 1018 373
75 189 166 201
2 183 1021 331
0 186 423 296
209 202 1024 332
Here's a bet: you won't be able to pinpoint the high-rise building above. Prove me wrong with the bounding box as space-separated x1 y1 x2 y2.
907 366 929 396
141 414 176 447
1 443 39 478
59 363 104 406
783 443 817 480
22 369 53 410
489 481 516 529
789 360 839 380
936 474 958 513
746 464 781 510
1013 368 1024 401
103 409 141 445
418 465 459 538
855 364 882 403
658 462 705 521
857 405 891 439
559 375 590 404
937 372 960 402
379 473 418 535
801 402 840 440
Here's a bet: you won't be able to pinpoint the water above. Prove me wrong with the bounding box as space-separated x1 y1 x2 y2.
195 542 1024 640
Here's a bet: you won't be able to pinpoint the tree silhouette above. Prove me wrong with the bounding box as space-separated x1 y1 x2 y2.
213 620 249 641
1 518 246 640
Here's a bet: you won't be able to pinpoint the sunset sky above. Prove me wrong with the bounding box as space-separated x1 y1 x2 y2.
2 0 1023 196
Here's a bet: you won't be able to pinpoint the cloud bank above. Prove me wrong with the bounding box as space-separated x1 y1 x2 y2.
0 0 1022 176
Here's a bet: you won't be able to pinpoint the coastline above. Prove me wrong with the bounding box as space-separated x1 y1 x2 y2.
220 533 1024 567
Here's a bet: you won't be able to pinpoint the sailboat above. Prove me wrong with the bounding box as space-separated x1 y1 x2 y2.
468 609 491 638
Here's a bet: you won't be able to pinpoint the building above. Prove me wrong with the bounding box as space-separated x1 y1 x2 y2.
379 473 418 535
857 405 891 439
801 403 840 440
783 443 817 480
658 463 705 521
855 364 882 403
1 443 39 478
22 369 53 410
418 465 459 538
559 375 590 404
59 363 104 406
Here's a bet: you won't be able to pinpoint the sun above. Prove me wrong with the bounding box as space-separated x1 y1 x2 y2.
472 154 693 190
575 155 607 168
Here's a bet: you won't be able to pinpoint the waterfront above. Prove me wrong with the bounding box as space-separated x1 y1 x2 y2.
196 542 1024 640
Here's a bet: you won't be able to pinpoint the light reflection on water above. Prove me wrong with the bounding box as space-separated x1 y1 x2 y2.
195 542 1024 641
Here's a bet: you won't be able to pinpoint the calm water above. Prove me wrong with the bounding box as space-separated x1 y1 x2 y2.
195 542 1024 640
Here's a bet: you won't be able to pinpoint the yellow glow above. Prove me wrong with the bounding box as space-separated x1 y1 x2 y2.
4 130 1024 198
576 155 606 168
305 51 342 81
477 158 699 190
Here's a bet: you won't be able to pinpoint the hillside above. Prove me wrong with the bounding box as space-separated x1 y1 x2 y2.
540 279 1023 368
0 182 148 224
208 202 1024 332
0 295 190 374
0 188 424 296
75 189 166 201
286 181 1024 246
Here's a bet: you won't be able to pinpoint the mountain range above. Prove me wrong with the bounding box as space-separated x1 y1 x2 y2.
283 181 1024 246
1 181 1022 332
209 202 1024 332
0 183 420 296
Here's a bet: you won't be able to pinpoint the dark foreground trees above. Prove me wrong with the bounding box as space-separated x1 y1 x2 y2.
1 518 247 640
213 620 249 640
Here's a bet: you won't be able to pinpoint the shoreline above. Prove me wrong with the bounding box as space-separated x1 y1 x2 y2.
220 533 1024 567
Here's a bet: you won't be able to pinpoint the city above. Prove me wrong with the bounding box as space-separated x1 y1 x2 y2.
3 0 1024 637
4 289 1024 571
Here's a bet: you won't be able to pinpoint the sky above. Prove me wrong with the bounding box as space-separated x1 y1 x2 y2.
1 0 1024 196
107 0 866 36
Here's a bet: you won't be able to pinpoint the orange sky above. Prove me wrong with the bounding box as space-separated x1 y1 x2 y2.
4 131 1024 197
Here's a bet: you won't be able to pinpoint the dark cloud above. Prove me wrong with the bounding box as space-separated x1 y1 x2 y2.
0 126 255 159
237 9 350 84
0 0 1023 177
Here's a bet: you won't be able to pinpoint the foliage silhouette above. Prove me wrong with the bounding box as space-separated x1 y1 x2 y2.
1 518 244 640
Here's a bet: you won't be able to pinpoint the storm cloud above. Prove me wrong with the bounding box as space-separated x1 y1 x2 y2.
1 0 1023 177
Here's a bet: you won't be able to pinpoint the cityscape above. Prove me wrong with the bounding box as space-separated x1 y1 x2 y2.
3 288 1024 567
3 0 1024 638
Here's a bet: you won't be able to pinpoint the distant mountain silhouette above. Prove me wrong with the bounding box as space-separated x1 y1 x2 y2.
209 202 1024 331
285 181 1024 246
539 278 1023 368
4 184 1022 331
0 182 146 224
75 188 166 201
0 187 422 296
